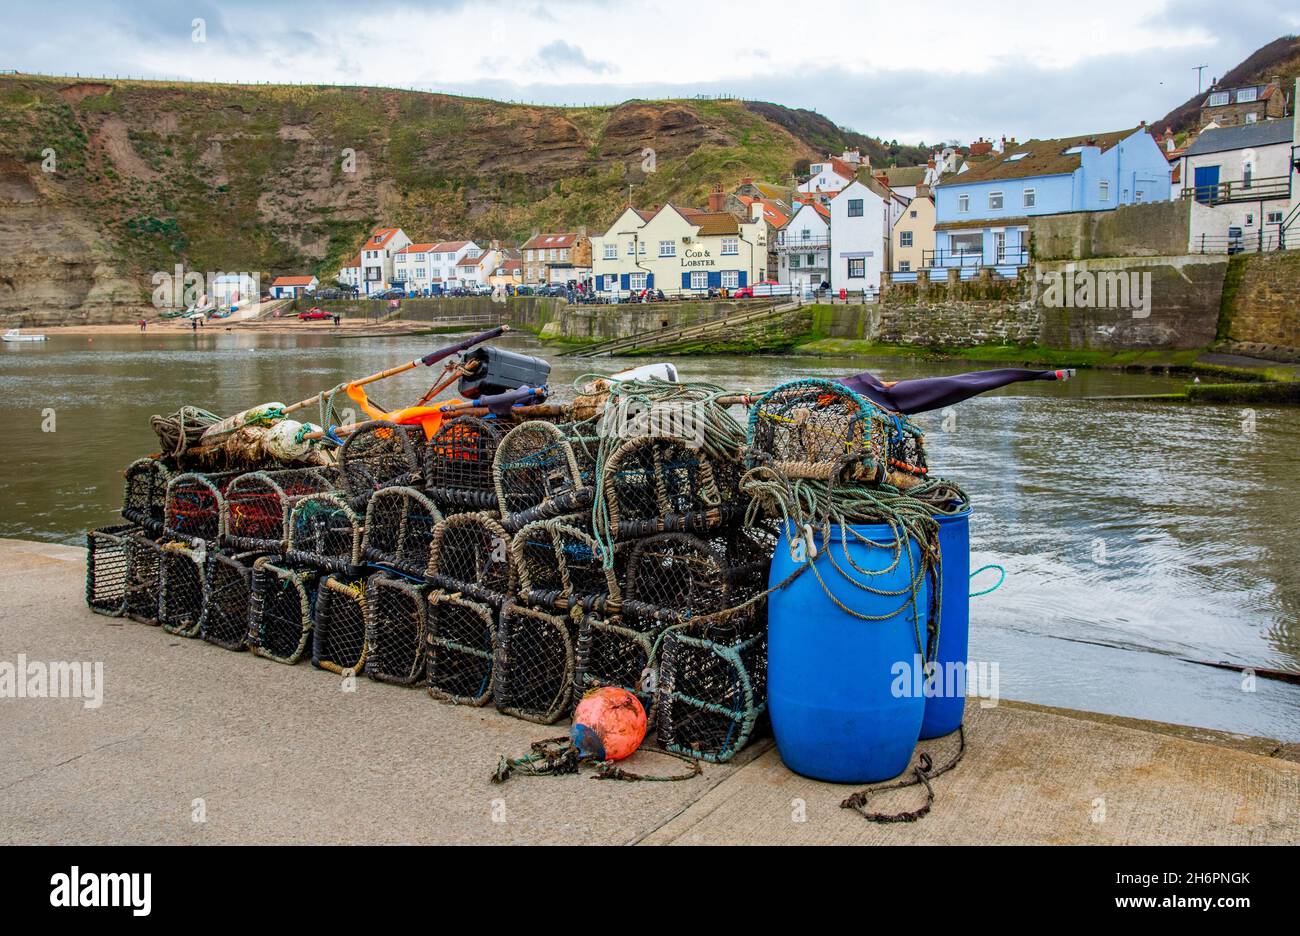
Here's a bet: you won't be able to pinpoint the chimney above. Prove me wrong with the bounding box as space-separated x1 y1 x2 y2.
741 177 753 185
577 225 587 237
927 159 936 169
707 182 725 213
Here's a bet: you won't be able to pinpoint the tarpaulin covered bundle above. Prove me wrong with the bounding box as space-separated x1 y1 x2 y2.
837 367 1073 415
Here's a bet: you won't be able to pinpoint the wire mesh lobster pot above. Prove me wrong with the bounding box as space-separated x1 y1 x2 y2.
598 434 742 540
495 601 577 724
86 524 146 618
199 550 263 651
746 379 893 483
511 517 620 612
574 613 658 717
247 558 319 663
655 616 768 763
493 420 596 532
424 415 506 513
285 493 364 574
360 486 444 577
339 419 425 504
163 470 240 544
425 590 496 706
426 512 515 606
121 458 173 535
222 467 338 552
312 575 368 675
364 573 428 686
158 540 208 637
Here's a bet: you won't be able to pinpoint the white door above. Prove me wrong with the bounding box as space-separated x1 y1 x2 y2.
992 231 1005 264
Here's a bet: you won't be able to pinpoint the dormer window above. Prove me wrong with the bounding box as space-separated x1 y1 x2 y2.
1207 91 1230 107
1236 88 1257 103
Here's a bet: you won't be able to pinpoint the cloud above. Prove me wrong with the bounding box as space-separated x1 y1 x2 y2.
533 40 613 76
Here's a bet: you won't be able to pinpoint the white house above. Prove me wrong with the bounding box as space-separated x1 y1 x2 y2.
427 241 479 288
341 227 412 295
776 202 830 290
797 156 856 200
392 243 440 294
453 246 496 288
1180 119 1295 253
269 275 318 299
829 178 891 296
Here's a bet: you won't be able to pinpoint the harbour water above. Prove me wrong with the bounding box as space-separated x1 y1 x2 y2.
2 328 1297 739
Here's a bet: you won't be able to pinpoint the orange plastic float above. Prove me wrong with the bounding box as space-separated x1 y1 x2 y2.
571 687 647 761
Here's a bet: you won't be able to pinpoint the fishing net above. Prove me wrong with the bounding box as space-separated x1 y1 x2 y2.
158 540 207 637
222 467 338 552
285 492 364 574
425 591 497 706
494 601 576 724
492 420 596 531
426 512 515 605
199 551 263 650
424 415 505 512
364 573 428 685
247 558 319 663
746 378 893 483
312 575 368 675
655 618 768 763
163 470 239 543
595 435 741 540
360 486 444 577
511 517 620 612
85 524 143 617
338 420 424 503
574 612 659 717
121 458 173 535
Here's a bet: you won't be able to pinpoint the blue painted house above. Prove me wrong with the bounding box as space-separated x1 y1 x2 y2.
931 127 1172 275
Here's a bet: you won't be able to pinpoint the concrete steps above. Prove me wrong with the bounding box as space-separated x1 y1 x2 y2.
565 300 802 358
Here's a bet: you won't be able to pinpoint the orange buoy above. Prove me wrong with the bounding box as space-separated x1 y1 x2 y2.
571 687 646 761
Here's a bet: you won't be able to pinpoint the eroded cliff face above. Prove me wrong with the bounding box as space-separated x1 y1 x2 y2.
0 77 875 324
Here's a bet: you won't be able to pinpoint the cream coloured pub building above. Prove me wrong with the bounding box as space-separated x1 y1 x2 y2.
591 202 767 297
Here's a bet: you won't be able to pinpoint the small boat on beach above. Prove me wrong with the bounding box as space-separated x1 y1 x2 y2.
3 328 47 342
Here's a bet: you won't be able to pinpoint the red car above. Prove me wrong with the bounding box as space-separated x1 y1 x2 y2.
298 307 330 321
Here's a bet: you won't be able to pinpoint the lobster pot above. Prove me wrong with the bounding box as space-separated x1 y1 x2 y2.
361 486 444 577
118 535 164 624
158 541 208 637
312 575 368 675
199 551 262 651
495 601 575 724
598 435 741 540
424 415 505 513
715 522 778 607
222 467 337 552
164 470 239 543
338 420 424 503
121 459 173 535
426 591 496 706
622 532 730 626
574 613 660 716
493 421 595 532
247 558 319 664
746 379 891 483
426 512 515 606
364 574 428 686
656 619 768 763
86 524 143 617
286 493 364 574
511 518 620 612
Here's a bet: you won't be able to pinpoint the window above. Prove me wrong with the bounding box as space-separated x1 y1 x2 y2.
548 249 556 261
790 255 800 268
1023 188 1036 208
899 231 913 248
958 194 970 213
950 232 983 255
1245 213 1254 226
721 271 739 289
414 253 425 262
899 261 911 272
1208 91 1229 107
1267 211 1284 224
721 237 739 256
630 273 647 290
526 250 534 262
638 241 646 255
806 254 815 266
988 191 1003 210
627 241 636 256
690 271 708 289
1243 163 1253 188
415 267 425 279
847 199 864 217
1236 87 1257 103
659 240 676 258
1098 181 1110 202
1006 152 1029 161
910 210 918 219
1245 112 1259 124
603 243 617 260
847 258 865 279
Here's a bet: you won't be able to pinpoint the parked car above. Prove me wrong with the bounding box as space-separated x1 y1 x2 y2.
298 307 330 321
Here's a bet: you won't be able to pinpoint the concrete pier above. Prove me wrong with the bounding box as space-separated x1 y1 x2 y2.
0 538 1295 845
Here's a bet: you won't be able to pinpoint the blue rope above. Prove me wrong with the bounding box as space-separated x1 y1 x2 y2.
969 564 1005 597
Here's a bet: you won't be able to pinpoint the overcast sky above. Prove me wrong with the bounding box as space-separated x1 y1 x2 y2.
7 0 1298 145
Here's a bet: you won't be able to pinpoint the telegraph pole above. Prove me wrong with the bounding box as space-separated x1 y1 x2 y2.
1193 64 1208 94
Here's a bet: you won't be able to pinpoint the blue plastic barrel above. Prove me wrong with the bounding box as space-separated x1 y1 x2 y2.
767 522 930 783
919 508 971 739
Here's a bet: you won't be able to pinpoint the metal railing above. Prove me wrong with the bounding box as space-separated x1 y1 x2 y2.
1190 228 1290 255
922 247 1029 268
1181 174 1291 205
774 236 831 251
